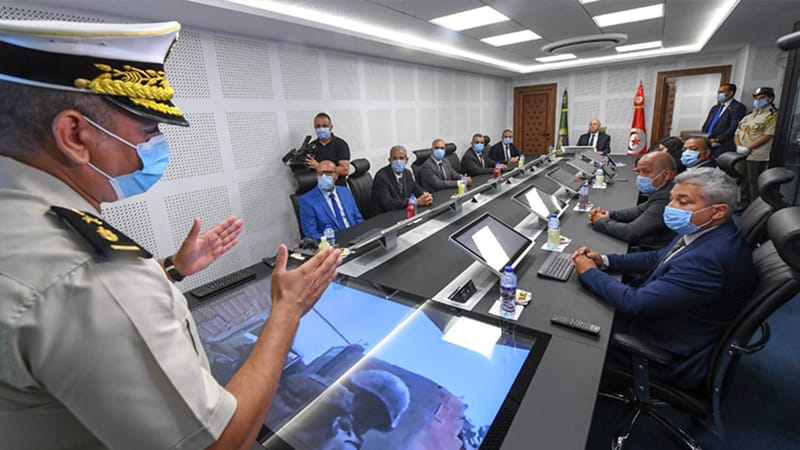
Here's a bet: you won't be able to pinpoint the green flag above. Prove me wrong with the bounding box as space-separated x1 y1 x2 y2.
556 89 569 155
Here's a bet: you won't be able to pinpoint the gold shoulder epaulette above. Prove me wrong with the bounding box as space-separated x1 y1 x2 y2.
50 206 152 260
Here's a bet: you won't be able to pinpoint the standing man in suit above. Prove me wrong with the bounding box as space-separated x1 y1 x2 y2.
700 83 747 158
489 129 521 165
680 137 716 169
573 168 756 389
421 138 471 192
577 119 611 154
299 160 363 239
588 152 677 249
461 133 506 176
306 112 350 186
371 145 433 215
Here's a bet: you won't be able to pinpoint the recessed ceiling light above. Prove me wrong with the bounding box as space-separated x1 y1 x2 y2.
430 6 510 31
615 40 662 52
579 0 601 3
536 53 577 63
481 30 541 47
593 4 664 27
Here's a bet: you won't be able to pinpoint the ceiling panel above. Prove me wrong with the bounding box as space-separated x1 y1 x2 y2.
368 0 486 21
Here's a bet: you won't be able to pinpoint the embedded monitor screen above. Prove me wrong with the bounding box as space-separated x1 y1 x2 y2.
566 158 598 176
190 278 547 450
581 150 604 163
545 166 583 193
512 186 567 220
449 213 533 275
561 145 595 155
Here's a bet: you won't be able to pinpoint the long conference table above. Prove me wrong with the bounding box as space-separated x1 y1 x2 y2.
330 154 639 450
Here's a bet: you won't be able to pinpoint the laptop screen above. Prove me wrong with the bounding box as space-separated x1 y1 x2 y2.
449 213 532 275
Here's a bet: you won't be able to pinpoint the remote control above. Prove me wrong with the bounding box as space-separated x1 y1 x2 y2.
550 315 601 337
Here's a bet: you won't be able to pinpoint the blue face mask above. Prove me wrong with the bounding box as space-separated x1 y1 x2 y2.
680 150 700 167
315 127 331 140
391 159 406 174
636 170 664 194
663 205 714 235
83 116 170 201
503 137 512 145
433 149 446 161
474 143 485 153
317 174 335 191
716 93 727 103
753 98 768 109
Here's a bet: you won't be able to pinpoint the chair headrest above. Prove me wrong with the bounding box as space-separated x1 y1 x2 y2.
350 158 370 177
768 206 800 271
715 152 747 178
295 171 318 195
758 167 795 209
483 135 491 146
413 148 432 165
445 142 457 155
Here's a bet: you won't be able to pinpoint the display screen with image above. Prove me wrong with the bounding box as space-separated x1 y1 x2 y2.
449 213 533 275
191 277 547 450
512 185 567 220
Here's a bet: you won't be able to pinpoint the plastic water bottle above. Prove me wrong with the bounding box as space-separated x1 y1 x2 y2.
318 235 330 251
594 166 605 186
406 193 417 218
547 213 561 250
578 182 589 211
500 266 517 317
518 153 525 169
323 224 335 247
458 174 467 195
493 163 501 179
600 154 609 167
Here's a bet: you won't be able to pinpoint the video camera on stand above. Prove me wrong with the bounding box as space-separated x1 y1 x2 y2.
282 135 320 194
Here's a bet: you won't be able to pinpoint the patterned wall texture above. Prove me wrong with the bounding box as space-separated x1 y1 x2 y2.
0 3 511 291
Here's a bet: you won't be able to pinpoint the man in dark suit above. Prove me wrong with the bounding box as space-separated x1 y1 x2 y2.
588 152 677 249
680 137 716 169
461 133 506 176
371 145 433 215
573 168 756 389
701 83 747 158
489 129 521 165
577 118 611 154
299 160 363 239
421 138 471 192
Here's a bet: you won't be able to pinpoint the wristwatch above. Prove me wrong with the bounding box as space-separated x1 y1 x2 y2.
164 255 186 282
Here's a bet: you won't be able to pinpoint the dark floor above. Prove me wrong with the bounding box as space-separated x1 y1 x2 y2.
586 292 800 450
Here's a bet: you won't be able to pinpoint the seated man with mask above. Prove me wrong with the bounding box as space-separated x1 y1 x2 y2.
371 145 433 215
572 168 756 389
461 133 506 176
421 138 471 192
588 152 677 250
299 160 363 239
680 136 716 169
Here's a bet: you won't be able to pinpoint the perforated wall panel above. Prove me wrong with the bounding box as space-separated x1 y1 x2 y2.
0 5 103 21
393 64 416 101
330 110 364 154
573 100 601 128
454 74 468 101
419 108 438 143
214 34 273 99
468 76 481 102
368 109 394 150
286 110 317 148
575 72 602 96
469 107 481 135
395 108 418 143
279 44 322 99
454 107 469 136
226 111 280 169
164 185 233 250
418 69 436 101
327 52 361 100
604 98 633 124
438 71 453 102
365 60 391 101
102 201 159 257
166 30 210 99
438 107 454 138
161 112 224 181
605 69 639 95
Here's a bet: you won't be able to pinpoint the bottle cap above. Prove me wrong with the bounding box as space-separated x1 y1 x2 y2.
504 266 513 273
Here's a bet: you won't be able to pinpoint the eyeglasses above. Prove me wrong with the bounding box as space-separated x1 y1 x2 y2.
433 147 445 150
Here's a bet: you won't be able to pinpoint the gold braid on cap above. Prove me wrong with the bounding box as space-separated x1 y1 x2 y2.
74 63 183 116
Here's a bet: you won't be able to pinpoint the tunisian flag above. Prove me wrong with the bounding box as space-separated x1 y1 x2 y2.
627 81 648 155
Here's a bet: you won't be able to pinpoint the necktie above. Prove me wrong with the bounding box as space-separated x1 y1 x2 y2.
706 105 724 134
398 175 404 196
438 162 447 177
505 145 510 161
589 134 595 146
329 192 346 229
479 153 484 167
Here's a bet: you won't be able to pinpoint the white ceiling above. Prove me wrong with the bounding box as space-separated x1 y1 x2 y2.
21 0 800 78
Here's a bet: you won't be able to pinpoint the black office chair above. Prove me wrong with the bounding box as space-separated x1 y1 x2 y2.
347 158 373 219
290 172 318 238
738 167 795 247
715 152 747 180
601 206 800 450
411 148 432 183
443 142 461 174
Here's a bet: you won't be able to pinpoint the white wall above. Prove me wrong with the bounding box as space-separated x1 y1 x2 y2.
1 3 511 291
512 46 786 154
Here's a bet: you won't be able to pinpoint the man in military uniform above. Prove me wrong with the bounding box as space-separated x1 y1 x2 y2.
0 20 341 450
735 86 779 208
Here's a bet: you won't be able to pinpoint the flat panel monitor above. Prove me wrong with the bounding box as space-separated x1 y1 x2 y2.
566 158 598 176
511 185 567 220
190 277 548 450
449 212 533 276
561 145 595 155
545 166 583 194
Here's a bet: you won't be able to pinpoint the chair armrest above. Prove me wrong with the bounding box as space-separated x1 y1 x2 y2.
611 332 673 365
731 322 771 354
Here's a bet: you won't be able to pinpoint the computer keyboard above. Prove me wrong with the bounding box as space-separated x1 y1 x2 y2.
191 269 257 299
537 252 575 282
